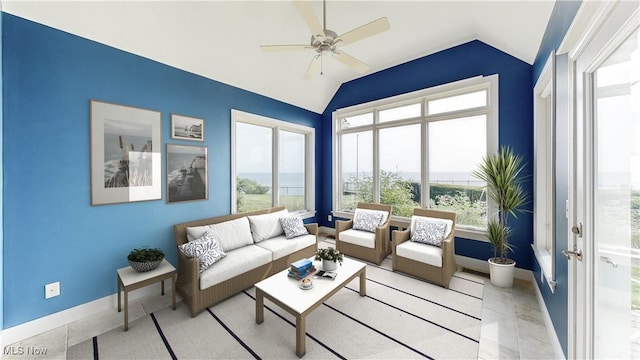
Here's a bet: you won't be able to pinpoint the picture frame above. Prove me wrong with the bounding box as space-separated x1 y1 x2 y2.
171 113 204 141
90 100 162 206
166 144 208 203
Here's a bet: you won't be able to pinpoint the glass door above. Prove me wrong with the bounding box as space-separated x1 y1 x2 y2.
572 3 639 357
591 27 639 359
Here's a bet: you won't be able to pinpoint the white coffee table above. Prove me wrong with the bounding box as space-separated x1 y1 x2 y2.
255 257 366 357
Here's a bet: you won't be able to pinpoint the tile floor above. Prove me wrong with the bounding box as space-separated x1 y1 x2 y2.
3 268 559 359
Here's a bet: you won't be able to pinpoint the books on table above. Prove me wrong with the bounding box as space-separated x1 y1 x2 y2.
289 259 315 280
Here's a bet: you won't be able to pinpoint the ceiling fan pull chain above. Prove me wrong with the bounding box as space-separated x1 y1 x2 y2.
320 53 324 76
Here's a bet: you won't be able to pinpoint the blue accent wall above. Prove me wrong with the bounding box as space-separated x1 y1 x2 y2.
319 40 535 269
2 13 320 328
531 1 581 357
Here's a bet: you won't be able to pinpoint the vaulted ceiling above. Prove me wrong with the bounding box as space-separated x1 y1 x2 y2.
2 1 556 113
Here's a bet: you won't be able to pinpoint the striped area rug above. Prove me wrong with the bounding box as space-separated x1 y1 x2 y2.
68 249 484 359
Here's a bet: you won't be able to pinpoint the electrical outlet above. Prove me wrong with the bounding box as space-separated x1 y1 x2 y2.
45 282 60 299
328 214 332 222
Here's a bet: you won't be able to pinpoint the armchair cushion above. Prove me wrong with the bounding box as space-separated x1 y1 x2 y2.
396 240 443 267
279 216 309 239
178 230 227 273
411 217 447 247
352 208 388 232
339 229 376 249
247 209 288 243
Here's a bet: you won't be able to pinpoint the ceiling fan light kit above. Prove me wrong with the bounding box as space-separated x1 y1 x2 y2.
261 0 390 79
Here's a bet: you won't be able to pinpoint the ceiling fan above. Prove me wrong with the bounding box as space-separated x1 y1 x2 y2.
260 0 390 80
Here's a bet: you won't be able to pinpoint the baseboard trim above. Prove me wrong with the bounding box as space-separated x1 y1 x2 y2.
533 277 566 359
454 255 532 280
2 285 170 346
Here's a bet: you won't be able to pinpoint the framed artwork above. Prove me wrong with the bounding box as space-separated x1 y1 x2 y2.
171 113 204 141
90 100 162 205
166 144 208 203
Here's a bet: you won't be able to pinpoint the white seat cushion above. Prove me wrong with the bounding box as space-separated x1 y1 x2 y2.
396 241 443 268
255 234 316 260
199 245 271 290
339 229 376 249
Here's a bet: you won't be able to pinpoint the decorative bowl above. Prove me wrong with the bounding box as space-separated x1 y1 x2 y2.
128 259 162 272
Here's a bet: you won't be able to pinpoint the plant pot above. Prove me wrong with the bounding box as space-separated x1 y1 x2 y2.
322 259 338 271
128 259 162 272
488 257 515 288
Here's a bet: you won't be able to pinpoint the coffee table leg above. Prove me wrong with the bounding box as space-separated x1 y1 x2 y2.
255 289 264 324
296 315 306 358
359 268 367 296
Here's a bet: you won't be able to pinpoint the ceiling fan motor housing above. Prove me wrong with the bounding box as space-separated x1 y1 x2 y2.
310 29 339 53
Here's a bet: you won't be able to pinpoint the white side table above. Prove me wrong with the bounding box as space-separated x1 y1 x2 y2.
117 259 177 331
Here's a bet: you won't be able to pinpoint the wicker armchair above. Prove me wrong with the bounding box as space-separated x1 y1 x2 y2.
336 202 392 265
392 208 456 288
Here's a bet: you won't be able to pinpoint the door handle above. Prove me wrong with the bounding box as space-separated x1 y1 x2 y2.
563 249 583 261
600 256 619 268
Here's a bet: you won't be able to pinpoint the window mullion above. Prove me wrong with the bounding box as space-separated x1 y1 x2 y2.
373 111 380 203
272 127 279 207
421 101 429 208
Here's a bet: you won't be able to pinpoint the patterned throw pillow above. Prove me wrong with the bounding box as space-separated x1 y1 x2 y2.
178 230 226 272
279 217 309 239
353 211 384 233
411 218 448 247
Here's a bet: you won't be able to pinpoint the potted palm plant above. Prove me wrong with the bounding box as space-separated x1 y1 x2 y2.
473 145 528 287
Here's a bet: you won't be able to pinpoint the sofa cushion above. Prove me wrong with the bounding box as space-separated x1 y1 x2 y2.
178 230 226 273
279 216 309 239
411 217 448 247
396 240 443 267
187 217 254 252
339 228 376 249
255 234 316 260
199 245 272 290
247 209 288 243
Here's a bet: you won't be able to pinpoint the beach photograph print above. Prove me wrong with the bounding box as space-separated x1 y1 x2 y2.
90 100 162 205
167 144 208 203
171 114 204 141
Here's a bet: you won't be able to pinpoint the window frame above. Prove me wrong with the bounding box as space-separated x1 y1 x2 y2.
332 75 499 241
231 109 315 218
532 52 557 293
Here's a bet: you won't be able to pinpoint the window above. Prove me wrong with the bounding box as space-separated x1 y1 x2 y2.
333 75 498 240
532 53 556 292
232 110 315 217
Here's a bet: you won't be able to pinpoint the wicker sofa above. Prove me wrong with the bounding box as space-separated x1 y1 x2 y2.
174 206 318 317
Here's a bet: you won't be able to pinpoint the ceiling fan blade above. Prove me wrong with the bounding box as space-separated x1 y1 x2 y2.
260 45 311 52
304 55 321 80
333 51 370 74
293 0 324 39
335 17 390 47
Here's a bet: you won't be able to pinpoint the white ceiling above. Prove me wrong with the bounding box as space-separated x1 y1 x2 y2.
2 0 556 113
